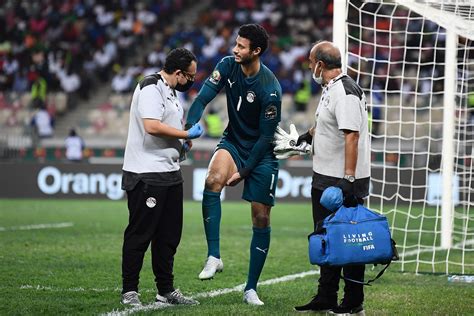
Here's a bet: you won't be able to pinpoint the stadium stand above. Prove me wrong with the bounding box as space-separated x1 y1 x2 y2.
0 1 198 147
94 0 333 139
2 0 461 165
1 0 335 160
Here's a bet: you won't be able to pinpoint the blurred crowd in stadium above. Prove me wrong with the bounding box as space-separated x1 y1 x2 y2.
0 0 472 162
0 0 332 142
0 0 195 132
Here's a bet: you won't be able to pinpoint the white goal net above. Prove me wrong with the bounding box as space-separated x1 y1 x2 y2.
339 0 474 274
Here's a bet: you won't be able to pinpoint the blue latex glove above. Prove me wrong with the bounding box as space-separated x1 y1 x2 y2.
187 123 204 139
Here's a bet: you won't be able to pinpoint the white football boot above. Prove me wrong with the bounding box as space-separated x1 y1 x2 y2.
243 289 264 306
198 256 223 280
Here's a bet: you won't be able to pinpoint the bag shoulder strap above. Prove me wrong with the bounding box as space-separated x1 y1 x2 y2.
341 261 391 286
340 238 398 286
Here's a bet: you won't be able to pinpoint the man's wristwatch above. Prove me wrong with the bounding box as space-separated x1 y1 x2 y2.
343 175 356 183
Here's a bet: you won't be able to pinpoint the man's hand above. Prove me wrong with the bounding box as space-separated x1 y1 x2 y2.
335 178 358 207
187 123 204 139
183 140 192 152
335 178 353 196
183 139 193 152
296 131 313 146
179 140 192 162
226 172 242 186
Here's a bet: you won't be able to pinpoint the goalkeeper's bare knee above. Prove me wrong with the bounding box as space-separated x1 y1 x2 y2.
205 172 227 192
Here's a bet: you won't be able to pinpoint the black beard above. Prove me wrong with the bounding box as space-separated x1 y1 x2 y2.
236 55 254 65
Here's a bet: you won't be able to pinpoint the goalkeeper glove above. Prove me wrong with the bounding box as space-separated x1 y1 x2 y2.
274 124 299 149
274 143 311 159
273 124 311 159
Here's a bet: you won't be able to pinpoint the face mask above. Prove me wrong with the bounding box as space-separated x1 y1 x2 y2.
312 63 323 85
175 79 194 92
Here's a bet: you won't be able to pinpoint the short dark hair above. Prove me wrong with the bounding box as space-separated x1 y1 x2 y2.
163 48 197 74
315 41 342 70
316 50 341 69
238 24 269 56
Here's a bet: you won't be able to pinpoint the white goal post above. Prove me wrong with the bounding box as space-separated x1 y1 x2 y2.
334 0 474 274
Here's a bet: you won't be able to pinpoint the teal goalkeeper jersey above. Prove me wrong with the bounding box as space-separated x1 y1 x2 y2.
186 56 282 171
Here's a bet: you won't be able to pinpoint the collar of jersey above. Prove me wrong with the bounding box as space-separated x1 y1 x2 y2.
324 73 346 90
159 73 178 97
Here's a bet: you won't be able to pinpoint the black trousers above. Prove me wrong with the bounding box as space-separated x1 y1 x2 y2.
122 181 183 295
312 187 365 306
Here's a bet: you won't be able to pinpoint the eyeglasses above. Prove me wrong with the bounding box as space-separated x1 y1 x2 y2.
181 70 196 81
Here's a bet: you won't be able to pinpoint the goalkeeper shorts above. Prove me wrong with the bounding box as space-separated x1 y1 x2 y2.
216 139 279 206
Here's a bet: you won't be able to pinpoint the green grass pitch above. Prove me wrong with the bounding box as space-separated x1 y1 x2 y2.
0 199 472 315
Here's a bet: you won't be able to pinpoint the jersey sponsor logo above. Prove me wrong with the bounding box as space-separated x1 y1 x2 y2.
246 91 256 103
146 197 157 208
209 70 221 84
228 78 236 88
264 105 277 119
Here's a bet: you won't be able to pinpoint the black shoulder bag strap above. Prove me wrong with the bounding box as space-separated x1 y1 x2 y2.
341 261 392 286
340 238 399 286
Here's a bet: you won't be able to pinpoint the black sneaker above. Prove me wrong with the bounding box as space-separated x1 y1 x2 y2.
294 295 337 313
329 304 365 316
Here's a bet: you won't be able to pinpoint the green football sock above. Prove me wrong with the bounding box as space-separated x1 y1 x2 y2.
245 226 271 291
202 190 222 258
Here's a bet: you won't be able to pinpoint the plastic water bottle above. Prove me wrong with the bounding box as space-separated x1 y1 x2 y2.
447 275 474 283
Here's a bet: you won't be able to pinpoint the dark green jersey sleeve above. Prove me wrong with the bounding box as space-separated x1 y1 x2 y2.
240 90 282 175
185 58 230 128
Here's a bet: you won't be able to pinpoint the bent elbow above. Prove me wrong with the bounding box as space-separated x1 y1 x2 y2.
143 125 155 135
143 120 162 136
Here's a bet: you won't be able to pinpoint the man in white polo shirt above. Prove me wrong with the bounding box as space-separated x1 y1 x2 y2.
120 48 203 307
293 41 370 315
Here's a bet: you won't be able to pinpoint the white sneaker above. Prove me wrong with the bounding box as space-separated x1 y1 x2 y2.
243 289 264 306
198 256 223 280
156 289 199 305
121 291 141 306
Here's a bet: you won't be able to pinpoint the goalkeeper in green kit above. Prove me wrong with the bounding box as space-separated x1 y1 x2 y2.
185 24 282 305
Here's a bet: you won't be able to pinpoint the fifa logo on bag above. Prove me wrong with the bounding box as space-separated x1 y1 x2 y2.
343 232 375 251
